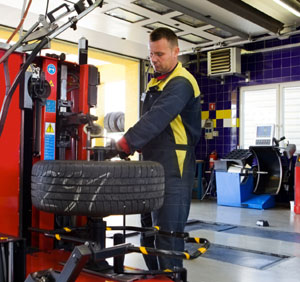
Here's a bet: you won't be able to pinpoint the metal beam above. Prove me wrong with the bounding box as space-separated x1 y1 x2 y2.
152 0 249 39
207 0 284 34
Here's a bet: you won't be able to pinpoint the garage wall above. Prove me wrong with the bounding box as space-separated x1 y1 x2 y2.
189 33 300 162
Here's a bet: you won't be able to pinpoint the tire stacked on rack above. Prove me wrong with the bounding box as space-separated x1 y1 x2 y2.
104 112 124 132
31 160 165 217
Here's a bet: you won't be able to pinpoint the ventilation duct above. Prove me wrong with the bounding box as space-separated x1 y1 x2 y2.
207 47 241 76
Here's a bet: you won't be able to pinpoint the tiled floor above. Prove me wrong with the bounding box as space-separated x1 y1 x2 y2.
185 199 300 282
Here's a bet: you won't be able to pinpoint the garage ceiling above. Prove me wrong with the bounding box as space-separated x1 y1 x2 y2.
0 0 299 59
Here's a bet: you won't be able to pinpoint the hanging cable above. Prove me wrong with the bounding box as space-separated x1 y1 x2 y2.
19 0 27 37
45 0 50 17
6 0 33 44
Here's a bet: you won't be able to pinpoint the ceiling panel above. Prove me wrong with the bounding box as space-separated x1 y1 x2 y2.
0 0 298 59
243 0 300 25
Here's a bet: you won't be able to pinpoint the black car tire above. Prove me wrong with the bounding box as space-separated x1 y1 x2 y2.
31 160 165 217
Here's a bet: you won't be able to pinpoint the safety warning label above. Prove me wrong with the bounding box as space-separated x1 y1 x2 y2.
46 100 56 113
44 122 55 160
46 123 55 133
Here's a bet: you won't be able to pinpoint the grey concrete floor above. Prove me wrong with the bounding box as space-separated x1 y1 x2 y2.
105 199 300 282
185 199 300 282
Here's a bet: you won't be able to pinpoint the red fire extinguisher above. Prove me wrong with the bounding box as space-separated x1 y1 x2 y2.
209 150 217 169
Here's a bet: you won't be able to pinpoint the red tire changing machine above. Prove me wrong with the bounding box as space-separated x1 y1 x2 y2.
0 1 209 281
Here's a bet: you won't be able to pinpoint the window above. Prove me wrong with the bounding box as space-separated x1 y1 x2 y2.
240 82 300 152
281 85 300 149
104 81 126 114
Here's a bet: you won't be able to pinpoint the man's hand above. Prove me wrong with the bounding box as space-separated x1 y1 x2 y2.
116 137 131 159
104 139 119 160
104 137 131 160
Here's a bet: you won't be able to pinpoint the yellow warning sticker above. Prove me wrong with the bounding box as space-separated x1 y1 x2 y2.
44 122 55 159
45 122 55 135
49 80 54 87
46 124 54 133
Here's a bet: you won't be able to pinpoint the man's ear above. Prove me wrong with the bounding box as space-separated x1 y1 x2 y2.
173 46 180 57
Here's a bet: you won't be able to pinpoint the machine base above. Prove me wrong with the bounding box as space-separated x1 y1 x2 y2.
26 249 174 282
241 194 275 210
216 172 275 209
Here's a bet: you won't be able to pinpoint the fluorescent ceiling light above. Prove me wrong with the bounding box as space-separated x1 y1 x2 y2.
179 34 209 44
172 14 206 28
204 27 233 38
105 7 148 23
143 22 182 33
133 0 173 15
273 0 300 17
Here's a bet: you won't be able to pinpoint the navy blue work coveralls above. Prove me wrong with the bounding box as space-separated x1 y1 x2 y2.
124 62 201 270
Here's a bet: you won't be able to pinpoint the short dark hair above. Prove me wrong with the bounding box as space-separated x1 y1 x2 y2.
149 27 178 47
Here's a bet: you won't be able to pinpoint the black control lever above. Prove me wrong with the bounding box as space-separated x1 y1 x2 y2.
273 136 285 147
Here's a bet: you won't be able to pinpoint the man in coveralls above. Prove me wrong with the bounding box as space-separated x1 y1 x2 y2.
116 27 202 270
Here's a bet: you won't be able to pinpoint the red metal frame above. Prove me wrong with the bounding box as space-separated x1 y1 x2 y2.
32 57 58 250
26 250 174 281
41 57 58 160
0 51 24 237
77 64 90 161
76 64 91 227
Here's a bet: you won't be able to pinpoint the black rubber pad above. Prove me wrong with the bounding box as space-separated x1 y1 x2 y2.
185 243 289 269
186 220 300 244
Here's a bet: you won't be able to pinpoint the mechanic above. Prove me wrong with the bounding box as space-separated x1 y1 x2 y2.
116 27 202 270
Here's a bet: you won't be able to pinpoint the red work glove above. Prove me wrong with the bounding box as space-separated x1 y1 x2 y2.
116 137 131 159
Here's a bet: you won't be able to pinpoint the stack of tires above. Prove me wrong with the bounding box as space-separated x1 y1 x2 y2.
104 112 124 132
